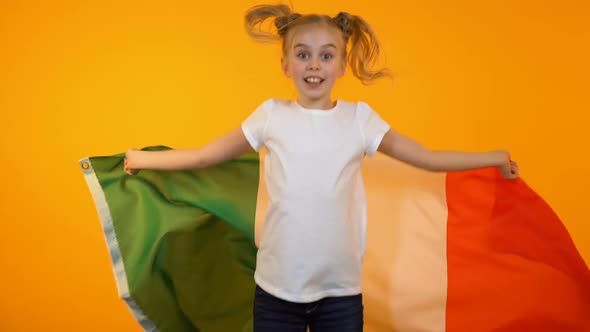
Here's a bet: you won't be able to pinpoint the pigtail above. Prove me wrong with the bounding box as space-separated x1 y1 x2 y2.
333 12 391 84
275 13 302 37
245 4 299 42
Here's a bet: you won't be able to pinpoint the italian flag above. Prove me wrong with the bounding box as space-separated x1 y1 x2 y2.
79 146 590 332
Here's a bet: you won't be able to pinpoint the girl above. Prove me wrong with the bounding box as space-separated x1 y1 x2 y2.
124 4 519 332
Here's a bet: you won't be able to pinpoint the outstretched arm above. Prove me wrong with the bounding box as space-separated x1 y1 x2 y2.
124 127 252 174
377 129 519 179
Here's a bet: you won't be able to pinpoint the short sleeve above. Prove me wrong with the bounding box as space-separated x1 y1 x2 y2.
241 99 273 152
356 102 390 157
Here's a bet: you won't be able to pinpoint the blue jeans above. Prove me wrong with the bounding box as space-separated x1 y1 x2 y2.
253 284 364 332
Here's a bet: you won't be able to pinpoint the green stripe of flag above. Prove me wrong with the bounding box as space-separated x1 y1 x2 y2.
80 146 260 332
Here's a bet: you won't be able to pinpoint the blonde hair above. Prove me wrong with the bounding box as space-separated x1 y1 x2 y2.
245 4 391 84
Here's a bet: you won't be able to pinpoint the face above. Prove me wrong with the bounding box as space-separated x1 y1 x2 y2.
281 24 346 109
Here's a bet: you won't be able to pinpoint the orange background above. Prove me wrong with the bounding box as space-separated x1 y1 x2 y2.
1 0 588 331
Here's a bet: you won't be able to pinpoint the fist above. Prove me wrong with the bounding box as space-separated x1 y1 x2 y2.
124 148 139 175
499 159 519 180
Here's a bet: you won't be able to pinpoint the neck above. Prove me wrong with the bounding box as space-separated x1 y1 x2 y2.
297 96 335 110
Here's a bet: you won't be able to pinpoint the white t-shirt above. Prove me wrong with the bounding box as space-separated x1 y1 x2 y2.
241 99 390 303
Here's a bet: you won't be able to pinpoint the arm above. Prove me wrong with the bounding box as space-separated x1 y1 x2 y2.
377 129 519 179
124 127 253 173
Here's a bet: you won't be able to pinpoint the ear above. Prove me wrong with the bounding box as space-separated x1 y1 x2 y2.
281 56 291 77
337 59 346 78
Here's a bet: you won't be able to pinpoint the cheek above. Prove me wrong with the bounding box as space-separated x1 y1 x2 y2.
327 63 344 77
292 62 307 76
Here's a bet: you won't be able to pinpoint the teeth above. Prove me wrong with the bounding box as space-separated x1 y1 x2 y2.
305 77 321 83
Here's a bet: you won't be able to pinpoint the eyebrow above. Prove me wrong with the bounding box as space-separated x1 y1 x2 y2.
293 43 337 50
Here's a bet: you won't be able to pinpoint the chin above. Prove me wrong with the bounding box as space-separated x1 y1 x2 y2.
302 93 328 102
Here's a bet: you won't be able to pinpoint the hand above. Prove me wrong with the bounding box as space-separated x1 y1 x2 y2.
124 148 139 175
499 158 519 180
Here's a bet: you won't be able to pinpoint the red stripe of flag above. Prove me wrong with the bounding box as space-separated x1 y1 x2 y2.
446 168 590 331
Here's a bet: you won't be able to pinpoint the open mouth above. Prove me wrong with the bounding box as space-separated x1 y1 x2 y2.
304 77 324 85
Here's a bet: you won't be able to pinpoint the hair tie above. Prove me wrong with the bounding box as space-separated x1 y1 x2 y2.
275 13 301 36
333 12 354 35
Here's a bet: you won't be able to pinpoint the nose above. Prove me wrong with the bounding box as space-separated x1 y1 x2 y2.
306 59 320 71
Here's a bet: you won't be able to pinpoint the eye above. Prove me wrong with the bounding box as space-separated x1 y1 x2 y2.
296 52 310 60
321 53 334 60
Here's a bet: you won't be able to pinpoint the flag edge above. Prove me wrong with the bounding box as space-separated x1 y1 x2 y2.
78 157 159 332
